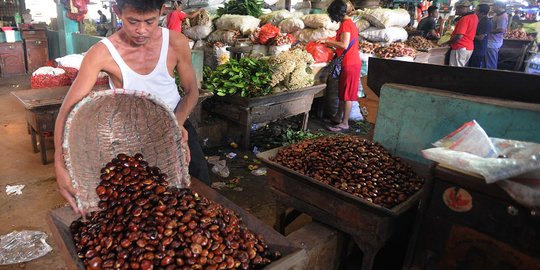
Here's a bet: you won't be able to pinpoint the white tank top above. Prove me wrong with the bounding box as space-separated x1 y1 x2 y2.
100 27 181 111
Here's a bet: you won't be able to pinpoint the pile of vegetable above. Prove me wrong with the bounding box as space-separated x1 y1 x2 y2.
268 48 315 92
405 36 435 51
359 40 382 54
374 43 416 59
218 0 264 18
505 28 531 40
204 58 272 98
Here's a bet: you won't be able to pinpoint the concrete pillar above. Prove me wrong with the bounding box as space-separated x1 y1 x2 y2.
56 3 79 56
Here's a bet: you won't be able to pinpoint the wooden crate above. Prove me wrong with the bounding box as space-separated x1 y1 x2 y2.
47 178 303 270
257 148 430 270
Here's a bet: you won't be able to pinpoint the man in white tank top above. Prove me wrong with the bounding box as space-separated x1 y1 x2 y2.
53 0 208 215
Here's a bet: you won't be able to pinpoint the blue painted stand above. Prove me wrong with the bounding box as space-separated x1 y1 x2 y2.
373 84 540 164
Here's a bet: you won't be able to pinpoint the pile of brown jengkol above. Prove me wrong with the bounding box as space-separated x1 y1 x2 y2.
405 36 435 51
273 136 424 209
359 40 382 55
374 43 416 59
71 154 280 270
504 28 531 40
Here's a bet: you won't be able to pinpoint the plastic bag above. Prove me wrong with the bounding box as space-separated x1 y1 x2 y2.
296 28 336 43
31 67 71 89
305 42 335 63
525 53 540 75
0 231 52 265
302 14 340 30
250 44 268 57
208 157 230 178
361 8 410 28
183 24 213 40
55 54 84 69
433 120 498 158
258 23 280 45
279 18 305 33
350 101 364 121
215 14 260 35
268 44 291 56
204 44 230 69
422 138 540 183
360 27 408 43
497 179 540 208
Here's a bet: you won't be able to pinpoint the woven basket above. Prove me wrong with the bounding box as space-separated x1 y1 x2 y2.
63 89 190 212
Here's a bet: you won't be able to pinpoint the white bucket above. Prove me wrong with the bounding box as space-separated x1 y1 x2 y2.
4 30 16 43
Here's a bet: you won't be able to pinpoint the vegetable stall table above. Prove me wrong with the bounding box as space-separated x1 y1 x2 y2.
210 84 327 149
11 86 212 165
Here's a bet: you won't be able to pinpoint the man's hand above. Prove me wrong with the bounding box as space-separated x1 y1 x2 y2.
55 163 82 215
180 125 191 164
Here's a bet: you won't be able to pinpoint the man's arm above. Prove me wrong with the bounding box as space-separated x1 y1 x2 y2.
186 9 203 19
492 16 508 33
171 32 198 126
54 44 105 214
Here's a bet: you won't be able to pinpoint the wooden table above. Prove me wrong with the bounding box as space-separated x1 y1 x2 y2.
210 84 326 149
11 86 212 165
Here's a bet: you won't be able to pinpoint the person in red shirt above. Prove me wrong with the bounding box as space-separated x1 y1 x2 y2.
444 0 478 67
320 0 360 132
166 1 203 33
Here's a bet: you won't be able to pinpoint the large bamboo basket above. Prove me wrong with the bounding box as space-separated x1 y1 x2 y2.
62 89 190 212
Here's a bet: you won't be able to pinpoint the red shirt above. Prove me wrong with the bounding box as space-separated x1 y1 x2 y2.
166 10 187 32
336 19 360 66
451 13 478 50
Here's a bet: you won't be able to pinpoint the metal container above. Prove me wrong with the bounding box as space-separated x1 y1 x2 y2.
47 178 303 270
257 147 430 270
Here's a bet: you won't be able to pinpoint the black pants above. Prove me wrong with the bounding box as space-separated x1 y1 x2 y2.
468 53 485 68
184 120 210 185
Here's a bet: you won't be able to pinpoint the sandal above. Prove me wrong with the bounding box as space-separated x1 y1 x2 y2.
323 118 341 125
327 125 350 132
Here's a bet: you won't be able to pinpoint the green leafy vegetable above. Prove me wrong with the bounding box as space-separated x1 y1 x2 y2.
217 0 263 18
204 58 273 98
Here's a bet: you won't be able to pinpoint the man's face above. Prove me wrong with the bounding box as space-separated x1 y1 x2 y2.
116 5 162 46
432 10 439 18
456 6 469 15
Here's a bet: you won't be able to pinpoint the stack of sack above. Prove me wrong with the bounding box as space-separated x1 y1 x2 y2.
357 8 409 44
294 14 338 43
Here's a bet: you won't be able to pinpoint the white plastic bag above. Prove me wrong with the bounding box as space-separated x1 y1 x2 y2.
250 44 268 57
302 14 340 30
360 27 408 43
296 28 337 43
55 54 84 69
422 138 540 183
350 101 364 121
361 8 410 28
268 44 291 56
215 15 261 35
279 18 305 33
0 231 53 265
433 120 497 158
525 53 540 75
497 179 540 208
